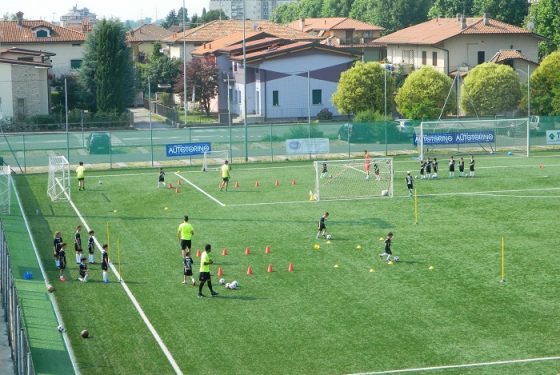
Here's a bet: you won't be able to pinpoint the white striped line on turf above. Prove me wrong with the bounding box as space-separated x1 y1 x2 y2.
175 172 226 207
345 355 560 375
56 179 184 375
417 187 560 198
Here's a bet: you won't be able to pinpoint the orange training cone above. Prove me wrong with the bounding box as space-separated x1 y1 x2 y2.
217 267 224 277
235 181 240 188
255 180 260 187
247 266 253 275
175 186 180 193
196 249 201 257
222 248 228 256
245 247 251 255
275 179 280 187
178 179 182 186
288 263 294 272
168 183 173 189
267 264 273 273
265 246 271 254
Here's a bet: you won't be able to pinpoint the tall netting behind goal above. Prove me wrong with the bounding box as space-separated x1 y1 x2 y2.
47 156 71 201
314 158 393 201
0 166 12 214
202 150 229 171
417 118 529 160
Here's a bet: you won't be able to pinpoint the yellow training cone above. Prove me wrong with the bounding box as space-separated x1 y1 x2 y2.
356 245 362 249
369 268 375 273
334 264 339 268
428 265 434 270
379 237 384 241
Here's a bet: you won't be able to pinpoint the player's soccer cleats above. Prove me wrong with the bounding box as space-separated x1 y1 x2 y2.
198 294 205 298
59 276 66 282
182 280 187 284
211 291 219 297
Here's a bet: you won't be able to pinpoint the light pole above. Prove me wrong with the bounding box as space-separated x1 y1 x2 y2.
81 109 88 147
182 0 188 127
243 0 248 162
64 77 69 160
148 75 153 166
225 73 234 162
384 66 388 156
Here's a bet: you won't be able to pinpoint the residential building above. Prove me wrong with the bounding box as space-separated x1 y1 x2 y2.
127 24 173 63
0 12 86 77
209 0 298 20
375 15 543 76
60 5 98 28
287 17 385 61
489 50 538 82
0 48 52 121
163 19 319 62
193 33 359 121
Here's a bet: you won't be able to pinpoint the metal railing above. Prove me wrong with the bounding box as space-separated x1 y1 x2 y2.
0 221 35 375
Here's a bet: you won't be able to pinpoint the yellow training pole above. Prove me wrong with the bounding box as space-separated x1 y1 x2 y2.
117 238 122 282
501 237 505 283
414 189 418 224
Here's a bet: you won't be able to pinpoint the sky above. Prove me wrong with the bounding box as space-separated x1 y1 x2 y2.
3 0 209 23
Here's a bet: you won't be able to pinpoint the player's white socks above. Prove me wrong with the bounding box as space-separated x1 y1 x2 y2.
88 254 94 263
102 271 108 283
191 277 196 284
449 172 454 177
76 254 81 263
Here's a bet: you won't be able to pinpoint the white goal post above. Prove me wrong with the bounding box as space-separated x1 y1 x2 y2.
47 156 71 202
417 118 530 160
0 166 12 214
202 150 229 172
314 158 394 201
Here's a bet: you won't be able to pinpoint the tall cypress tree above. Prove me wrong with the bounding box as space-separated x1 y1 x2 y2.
80 20 133 113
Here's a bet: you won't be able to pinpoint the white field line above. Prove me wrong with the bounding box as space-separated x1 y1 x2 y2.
55 179 183 375
175 172 225 207
13 180 82 375
417 187 560 198
345 355 560 375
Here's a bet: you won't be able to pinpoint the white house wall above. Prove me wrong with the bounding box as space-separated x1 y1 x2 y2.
3 42 84 77
0 64 14 119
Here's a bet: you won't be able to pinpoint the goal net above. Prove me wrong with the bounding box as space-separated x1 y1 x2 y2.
314 158 393 201
47 156 71 201
0 166 12 215
417 118 529 160
202 150 229 172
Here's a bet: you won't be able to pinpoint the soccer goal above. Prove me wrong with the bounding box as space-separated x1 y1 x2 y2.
201 150 229 172
47 156 71 201
0 166 12 214
314 158 393 201
417 118 530 160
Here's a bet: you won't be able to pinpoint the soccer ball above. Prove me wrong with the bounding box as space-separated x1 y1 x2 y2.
326 234 333 240
47 284 55 293
57 325 64 333
219 278 225 285
98 180 103 185
80 329 89 338
381 190 389 196
394 256 400 262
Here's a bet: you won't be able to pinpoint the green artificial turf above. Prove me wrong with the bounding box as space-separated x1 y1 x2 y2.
13 153 560 374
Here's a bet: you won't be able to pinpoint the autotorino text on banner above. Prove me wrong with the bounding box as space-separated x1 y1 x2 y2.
413 131 495 146
286 138 330 154
166 142 211 157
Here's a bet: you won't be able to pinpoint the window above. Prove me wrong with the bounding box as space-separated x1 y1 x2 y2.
35 29 48 37
477 51 485 64
17 57 34 62
233 62 238 72
402 50 414 64
432 51 438 66
421 51 427 65
272 90 279 106
70 59 82 69
312 89 322 105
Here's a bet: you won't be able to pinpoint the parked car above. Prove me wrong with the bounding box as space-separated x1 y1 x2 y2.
86 132 111 154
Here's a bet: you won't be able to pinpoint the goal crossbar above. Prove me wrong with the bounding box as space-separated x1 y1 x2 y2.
47 156 71 202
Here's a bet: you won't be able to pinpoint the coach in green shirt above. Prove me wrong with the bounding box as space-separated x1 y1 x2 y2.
177 215 194 258
198 244 218 298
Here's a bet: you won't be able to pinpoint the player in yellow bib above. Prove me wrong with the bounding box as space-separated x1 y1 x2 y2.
76 161 86 191
198 244 218 298
219 160 230 191
177 215 194 258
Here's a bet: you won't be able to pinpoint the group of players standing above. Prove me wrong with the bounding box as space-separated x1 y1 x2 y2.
52 226 109 283
419 155 476 180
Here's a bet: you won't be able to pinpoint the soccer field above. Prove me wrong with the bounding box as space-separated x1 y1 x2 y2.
15 153 560 375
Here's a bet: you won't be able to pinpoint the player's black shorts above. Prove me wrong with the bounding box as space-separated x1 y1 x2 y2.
159 177 164 182
101 262 108 271
88 246 94 254
470 166 474 171
318 223 326 231
385 248 392 255
78 177 84 181
449 165 455 172
75 244 82 252
58 258 66 270
199 272 211 281
180 239 192 251
407 184 413 189
222 177 229 182
459 166 464 172
184 268 193 276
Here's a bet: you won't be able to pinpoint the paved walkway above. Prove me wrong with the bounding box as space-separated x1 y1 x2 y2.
0 302 15 375
129 107 170 129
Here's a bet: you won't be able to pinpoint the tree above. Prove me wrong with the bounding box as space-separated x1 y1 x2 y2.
527 0 560 58
271 3 301 24
395 66 456 120
321 0 353 17
135 42 180 96
372 0 433 34
472 0 528 26
428 0 474 18
530 51 560 115
80 19 133 113
161 10 178 29
299 0 324 18
460 63 521 116
331 62 394 115
175 58 218 115
200 9 228 23
349 0 377 25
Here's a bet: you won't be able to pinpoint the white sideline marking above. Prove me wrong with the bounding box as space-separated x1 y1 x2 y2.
56 180 183 375
345 355 560 375
418 187 560 198
175 172 225 207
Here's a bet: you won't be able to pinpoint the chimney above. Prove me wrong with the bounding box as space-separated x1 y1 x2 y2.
456 13 461 21
16 11 24 26
299 17 305 32
483 13 489 26
461 15 467 30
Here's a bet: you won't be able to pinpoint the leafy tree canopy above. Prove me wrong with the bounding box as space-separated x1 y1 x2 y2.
428 0 474 18
175 58 219 115
527 0 560 58
530 51 560 115
472 0 528 26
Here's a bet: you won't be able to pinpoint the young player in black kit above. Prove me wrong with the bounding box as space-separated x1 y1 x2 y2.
426 158 432 179
406 172 414 198
53 231 63 268
379 232 395 262
74 225 83 264
420 160 426 179
58 242 67 281
459 157 465 177
316 212 329 239
87 230 95 264
78 257 88 282
101 244 109 283
449 156 455 177
183 252 196 285
158 168 165 188
468 155 475 177
432 157 438 178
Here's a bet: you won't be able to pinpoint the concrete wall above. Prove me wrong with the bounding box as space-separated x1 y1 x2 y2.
11 64 49 119
4 42 84 77
0 64 14 119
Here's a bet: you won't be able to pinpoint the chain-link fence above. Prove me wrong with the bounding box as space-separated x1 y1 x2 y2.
0 221 35 375
1 117 559 173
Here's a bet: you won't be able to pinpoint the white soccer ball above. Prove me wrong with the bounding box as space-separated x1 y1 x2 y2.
381 190 389 196
225 282 231 289
57 325 65 332
219 278 225 285
98 180 103 185
394 256 400 262
326 234 333 240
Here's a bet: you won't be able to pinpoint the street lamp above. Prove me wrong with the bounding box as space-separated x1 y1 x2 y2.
224 73 234 161
182 0 188 127
243 0 248 162
148 75 153 166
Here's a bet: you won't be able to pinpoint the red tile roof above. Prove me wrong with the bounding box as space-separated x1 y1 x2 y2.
229 41 359 63
489 50 536 64
0 57 51 68
164 20 318 44
376 17 538 45
0 20 86 43
287 18 384 33
127 24 173 43
191 31 268 55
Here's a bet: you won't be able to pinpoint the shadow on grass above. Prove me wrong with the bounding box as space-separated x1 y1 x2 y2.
209 294 265 301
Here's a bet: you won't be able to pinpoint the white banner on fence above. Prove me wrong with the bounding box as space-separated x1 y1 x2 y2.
286 138 330 154
546 130 560 145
